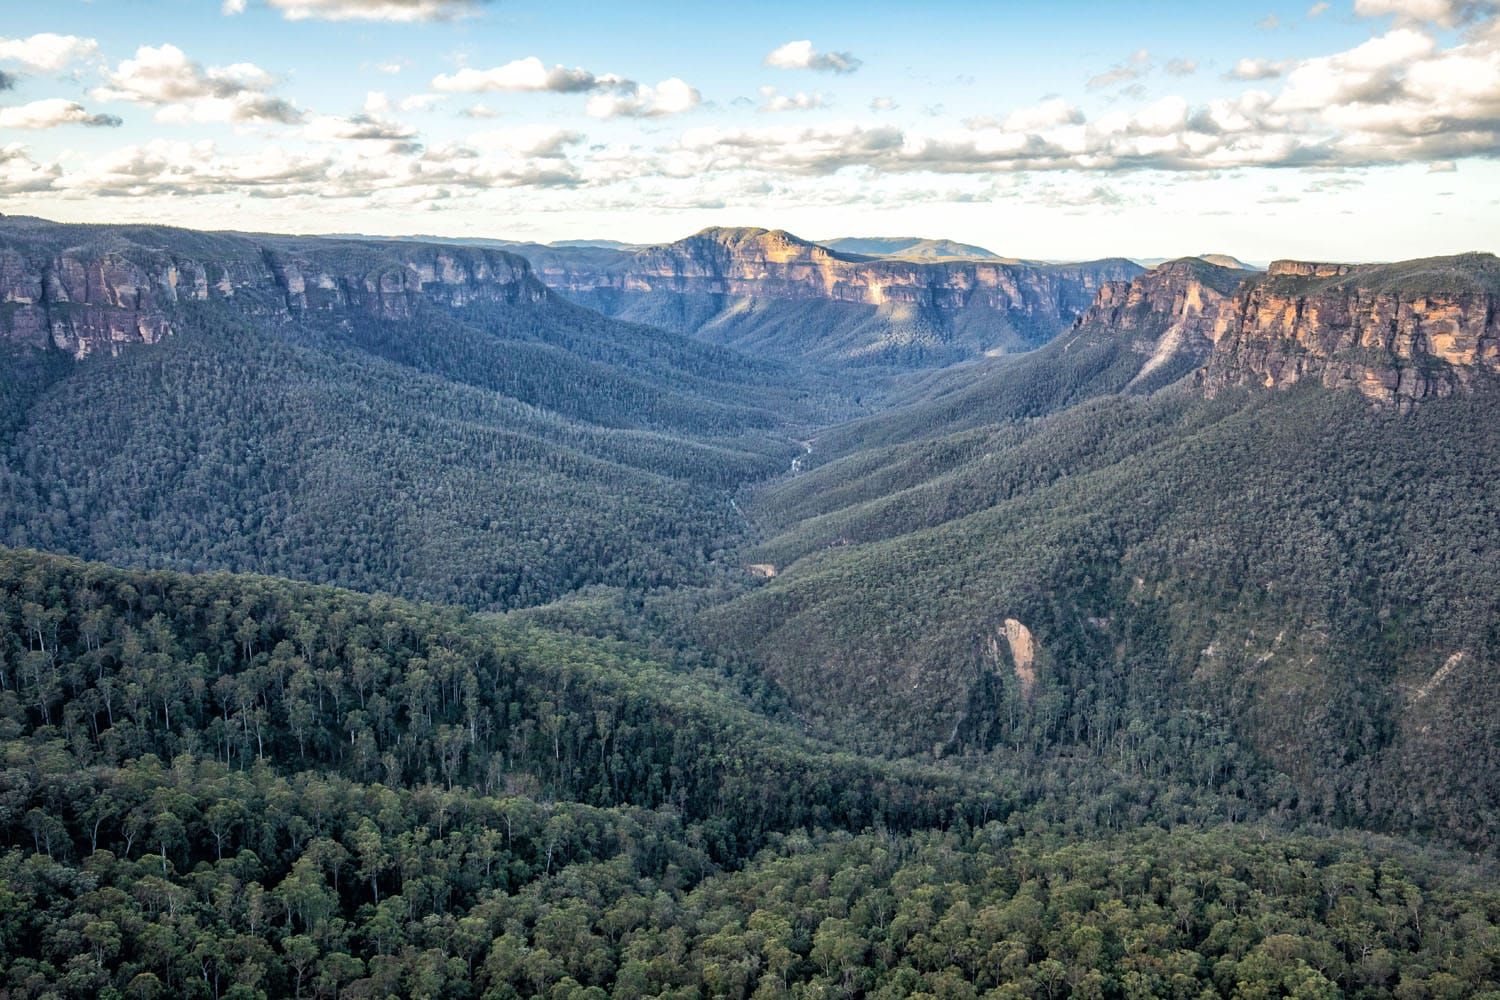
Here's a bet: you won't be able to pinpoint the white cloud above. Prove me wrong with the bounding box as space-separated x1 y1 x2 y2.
431 57 608 94
1087 49 1152 89
764 40 862 74
465 125 581 157
93 44 302 125
1353 0 1495 25
870 96 897 111
999 97 1084 132
398 93 445 111
1273 28 1436 110
262 0 490 21
1308 1 1332 15
0 143 61 193
458 103 500 119
586 78 700 118
303 112 417 143
0 98 121 129
1166 58 1199 76
42 130 587 201
1229 57 1293 80
223 0 247 13
0 33 99 73
757 87 828 112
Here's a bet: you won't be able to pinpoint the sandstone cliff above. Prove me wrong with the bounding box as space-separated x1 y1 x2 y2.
514 227 1142 366
0 216 545 359
1201 254 1500 408
1072 251 1500 408
1068 257 1249 391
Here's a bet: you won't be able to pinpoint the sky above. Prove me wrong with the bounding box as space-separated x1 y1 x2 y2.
0 0 1497 261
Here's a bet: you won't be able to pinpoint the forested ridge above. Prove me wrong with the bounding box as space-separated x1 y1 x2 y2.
703 385 1500 847
2 548 1498 999
0 294 838 611
1 219 1498 998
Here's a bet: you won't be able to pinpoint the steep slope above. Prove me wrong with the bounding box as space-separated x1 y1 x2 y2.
513 226 1142 367
1069 256 1251 393
780 258 1251 465
0 217 826 610
706 386 1500 845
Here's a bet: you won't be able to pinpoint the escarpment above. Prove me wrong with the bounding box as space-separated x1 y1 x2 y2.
1201 254 1500 408
514 227 1142 365
0 216 545 358
1067 257 1249 390
1072 251 1500 408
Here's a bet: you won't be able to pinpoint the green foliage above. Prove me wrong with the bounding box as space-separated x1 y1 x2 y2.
707 386 1500 846
0 296 821 610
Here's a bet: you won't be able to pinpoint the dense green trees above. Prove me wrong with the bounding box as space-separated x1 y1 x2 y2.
0 297 828 611
706 385 1500 847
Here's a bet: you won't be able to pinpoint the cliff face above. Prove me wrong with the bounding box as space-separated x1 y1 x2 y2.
516 227 1142 365
0 218 545 359
1202 255 1500 409
1074 251 1500 408
1069 257 1248 390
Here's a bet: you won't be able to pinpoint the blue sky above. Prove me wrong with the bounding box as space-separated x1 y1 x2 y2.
0 0 1496 260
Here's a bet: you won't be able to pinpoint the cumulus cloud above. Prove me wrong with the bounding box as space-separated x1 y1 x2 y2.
256 0 491 21
1166 58 1199 76
764 40 862 74
1353 0 1495 25
1308 1 1332 15
587 78 700 118
464 125 582 157
432 57 610 94
1005 97 1086 132
1229 57 1293 80
870 96 897 111
41 128 588 201
0 34 99 73
1087 49 1152 89
757 87 828 112
0 98 121 129
94 44 302 124
303 112 417 144
0 143 61 193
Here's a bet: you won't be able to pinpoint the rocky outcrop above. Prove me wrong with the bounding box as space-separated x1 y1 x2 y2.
1202 253 1500 409
1072 251 1500 409
514 227 1142 365
1065 257 1250 390
0 216 546 358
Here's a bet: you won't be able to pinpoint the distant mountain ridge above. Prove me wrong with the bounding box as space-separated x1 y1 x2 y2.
510 226 1142 368
0 216 545 358
820 235 1013 261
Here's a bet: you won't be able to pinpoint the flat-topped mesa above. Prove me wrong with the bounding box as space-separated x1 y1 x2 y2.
1265 260 1356 278
0 217 545 358
1203 252 1500 409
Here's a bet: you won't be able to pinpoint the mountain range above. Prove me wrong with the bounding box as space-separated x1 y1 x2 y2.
1 213 1498 997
